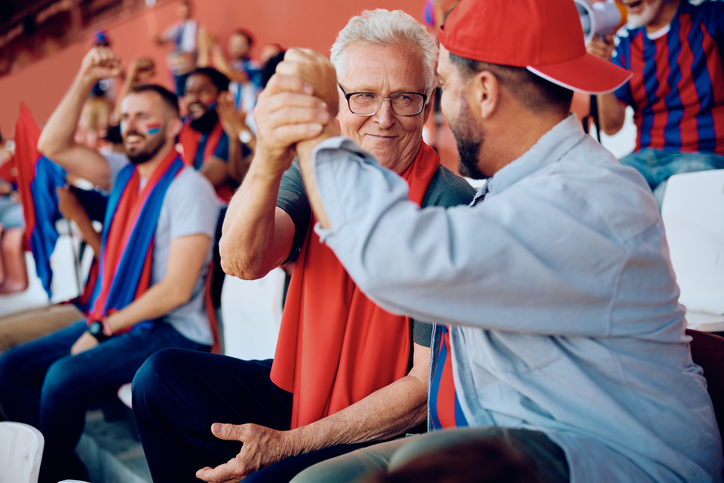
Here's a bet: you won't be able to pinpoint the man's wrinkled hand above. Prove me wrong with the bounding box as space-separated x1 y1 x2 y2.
80 47 123 84
275 48 339 119
196 423 296 483
586 34 615 62
253 73 331 177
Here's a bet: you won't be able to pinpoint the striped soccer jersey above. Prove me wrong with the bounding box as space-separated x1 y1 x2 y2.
612 0 724 155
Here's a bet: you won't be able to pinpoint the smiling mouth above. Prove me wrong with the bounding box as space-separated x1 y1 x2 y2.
189 103 207 119
366 134 398 140
622 0 643 8
125 133 145 144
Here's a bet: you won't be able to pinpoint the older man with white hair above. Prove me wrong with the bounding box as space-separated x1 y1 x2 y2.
131 9 475 483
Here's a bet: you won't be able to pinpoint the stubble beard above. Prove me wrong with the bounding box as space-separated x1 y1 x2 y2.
125 130 166 165
450 99 487 180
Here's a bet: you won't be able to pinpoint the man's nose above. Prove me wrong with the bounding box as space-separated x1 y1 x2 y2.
373 99 396 129
185 91 198 103
122 118 139 136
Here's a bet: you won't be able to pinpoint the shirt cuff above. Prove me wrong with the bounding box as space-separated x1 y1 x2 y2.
310 136 375 242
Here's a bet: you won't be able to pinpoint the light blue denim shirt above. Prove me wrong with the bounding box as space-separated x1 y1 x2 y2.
312 115 723 482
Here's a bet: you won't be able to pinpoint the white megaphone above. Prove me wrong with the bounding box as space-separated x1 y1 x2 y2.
575 0 628 45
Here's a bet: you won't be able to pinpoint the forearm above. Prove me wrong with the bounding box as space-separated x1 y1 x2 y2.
596 93 626 135
212 51 249 83
219 159 289 279
227 138 254 183
115 70 139 120
37 72 111 188
105 278 189 333
296 126 339 229
72 214 102 256
289 373 428 455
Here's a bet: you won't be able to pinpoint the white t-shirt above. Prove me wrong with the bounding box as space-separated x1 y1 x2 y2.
106 152 220 345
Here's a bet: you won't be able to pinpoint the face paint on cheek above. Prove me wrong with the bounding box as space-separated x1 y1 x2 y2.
146 123 161 135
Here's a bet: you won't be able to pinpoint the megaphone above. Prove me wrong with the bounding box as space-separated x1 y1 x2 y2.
575 0 628 45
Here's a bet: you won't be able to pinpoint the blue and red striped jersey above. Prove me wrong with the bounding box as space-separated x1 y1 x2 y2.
612 0 724 155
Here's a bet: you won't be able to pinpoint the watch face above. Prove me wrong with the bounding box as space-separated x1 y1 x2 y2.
89 322 102 335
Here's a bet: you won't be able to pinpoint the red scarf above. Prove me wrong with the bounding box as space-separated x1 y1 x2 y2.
87 149 180 326
270 142 440 428
178 121 233 203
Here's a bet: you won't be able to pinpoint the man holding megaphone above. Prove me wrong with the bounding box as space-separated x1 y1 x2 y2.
588 0 724 209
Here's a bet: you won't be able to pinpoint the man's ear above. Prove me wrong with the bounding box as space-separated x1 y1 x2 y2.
167 117 184 139
421 86 436 124
474 70 500 120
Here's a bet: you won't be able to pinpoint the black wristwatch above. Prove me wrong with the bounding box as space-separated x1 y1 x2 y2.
88 320 112 342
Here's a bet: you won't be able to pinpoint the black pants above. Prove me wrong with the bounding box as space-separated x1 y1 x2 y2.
132 349 373 483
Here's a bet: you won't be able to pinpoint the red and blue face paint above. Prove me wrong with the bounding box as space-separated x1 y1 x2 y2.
146 123 161 135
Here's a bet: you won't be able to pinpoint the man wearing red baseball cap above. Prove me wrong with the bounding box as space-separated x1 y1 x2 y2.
239 0 722 481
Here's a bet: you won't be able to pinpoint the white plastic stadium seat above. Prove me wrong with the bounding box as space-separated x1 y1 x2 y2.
0 421 44 483
661 169 724 331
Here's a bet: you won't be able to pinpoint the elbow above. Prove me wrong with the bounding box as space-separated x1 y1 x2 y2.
220 254 266 280
169 284 194 309
36 132 54 157
37 130 66 158
218 236 267 280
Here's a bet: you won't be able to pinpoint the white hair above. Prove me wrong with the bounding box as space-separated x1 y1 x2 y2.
330 9 438 94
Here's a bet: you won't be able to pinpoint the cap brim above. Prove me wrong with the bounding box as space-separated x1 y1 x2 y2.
527 53 632 95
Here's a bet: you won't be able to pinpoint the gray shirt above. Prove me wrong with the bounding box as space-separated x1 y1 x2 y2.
308 115 723 482
106 153 219 345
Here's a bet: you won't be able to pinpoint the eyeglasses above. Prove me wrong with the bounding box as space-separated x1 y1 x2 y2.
338 84 427 117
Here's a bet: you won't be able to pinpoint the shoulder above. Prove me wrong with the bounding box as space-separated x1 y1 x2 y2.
170 166 215 194
165 166 218 209
686 0 724 19
104 152 129 169
278 161 308 210
162 167 220 236
422 165 477 208
511 140 659 241
104 152 130 191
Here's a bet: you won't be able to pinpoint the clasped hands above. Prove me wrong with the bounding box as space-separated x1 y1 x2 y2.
253 48 341 178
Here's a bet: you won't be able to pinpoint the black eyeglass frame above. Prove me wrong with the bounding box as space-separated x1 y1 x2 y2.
338 84 428 117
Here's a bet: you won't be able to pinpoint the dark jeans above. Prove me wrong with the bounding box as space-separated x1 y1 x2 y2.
132 349 379 483
0 319 206 483
619 149 724 208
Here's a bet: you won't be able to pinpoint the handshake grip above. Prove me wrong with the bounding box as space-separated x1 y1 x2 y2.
575 0 628 45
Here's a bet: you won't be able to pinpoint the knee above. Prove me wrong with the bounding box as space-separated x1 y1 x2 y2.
42 358 75 402
0 345 29 385
132 348 188 412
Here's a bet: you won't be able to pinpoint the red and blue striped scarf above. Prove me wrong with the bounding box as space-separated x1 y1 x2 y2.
178 121 234 203
87 148 183 328
429 324 469 429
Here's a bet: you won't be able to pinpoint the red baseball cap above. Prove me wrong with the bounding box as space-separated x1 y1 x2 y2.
438 0 632 95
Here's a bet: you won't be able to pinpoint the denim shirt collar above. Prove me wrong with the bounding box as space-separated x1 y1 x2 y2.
483 114 586 198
